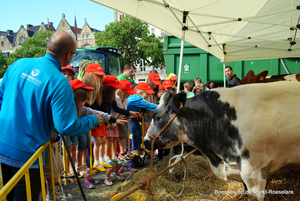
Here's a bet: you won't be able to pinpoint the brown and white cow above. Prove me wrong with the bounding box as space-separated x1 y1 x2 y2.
144 82 300 201
238 70 300 85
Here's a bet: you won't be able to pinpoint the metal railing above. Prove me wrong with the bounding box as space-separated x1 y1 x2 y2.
0 140 56 201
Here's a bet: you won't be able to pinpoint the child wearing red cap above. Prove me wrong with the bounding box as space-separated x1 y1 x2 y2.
113 79 141 172
61 65 78 184
127 83 158 169
82 65 128 184
62 65 75 81
100 75 140 186
69 79 114 189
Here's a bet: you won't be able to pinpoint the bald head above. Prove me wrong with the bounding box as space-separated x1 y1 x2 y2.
47 32 76 58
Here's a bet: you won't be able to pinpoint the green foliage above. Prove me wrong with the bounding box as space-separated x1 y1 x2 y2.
7 30 53 65
0 50 8 78
95 16 164 69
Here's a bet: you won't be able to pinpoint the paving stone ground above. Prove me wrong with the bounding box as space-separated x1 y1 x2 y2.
61 158 158 201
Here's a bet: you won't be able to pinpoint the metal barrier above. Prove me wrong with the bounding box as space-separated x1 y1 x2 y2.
0 140 56 201
0 114 148 201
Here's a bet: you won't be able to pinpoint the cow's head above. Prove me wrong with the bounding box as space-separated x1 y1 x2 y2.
144 92 187 151
239 70 268 85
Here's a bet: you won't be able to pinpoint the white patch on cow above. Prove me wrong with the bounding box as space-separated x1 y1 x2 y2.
283 74 298 82
209 161 242 182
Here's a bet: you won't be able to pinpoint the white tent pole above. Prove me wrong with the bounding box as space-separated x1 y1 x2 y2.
280 58 290 74
176 38 185 93
223 63 226 87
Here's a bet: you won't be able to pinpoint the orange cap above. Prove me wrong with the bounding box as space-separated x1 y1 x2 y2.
159 85 166 90
69 79 94 92
148 73 161 85
103 75 125 89
135 83 155 94
162 80 173 88
119 79 135 95
62 65 75 75
85 63 106 76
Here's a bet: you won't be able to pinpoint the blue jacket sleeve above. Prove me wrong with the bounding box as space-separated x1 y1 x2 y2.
137 98 158 111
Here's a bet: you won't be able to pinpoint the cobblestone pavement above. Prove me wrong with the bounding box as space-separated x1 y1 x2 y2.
61 158 158 201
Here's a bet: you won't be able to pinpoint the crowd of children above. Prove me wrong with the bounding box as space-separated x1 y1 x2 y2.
44 63 214 200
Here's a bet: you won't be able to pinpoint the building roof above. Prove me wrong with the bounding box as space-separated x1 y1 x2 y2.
71 26 82 34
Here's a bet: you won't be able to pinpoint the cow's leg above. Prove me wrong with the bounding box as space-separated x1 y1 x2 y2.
240 160 271 201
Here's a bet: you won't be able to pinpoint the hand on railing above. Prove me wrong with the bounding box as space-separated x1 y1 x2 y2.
129 111 142 119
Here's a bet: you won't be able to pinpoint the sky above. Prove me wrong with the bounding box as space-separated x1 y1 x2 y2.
0 0 114 32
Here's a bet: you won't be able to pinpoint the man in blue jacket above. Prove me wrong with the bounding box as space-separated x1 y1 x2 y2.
0 32 103 201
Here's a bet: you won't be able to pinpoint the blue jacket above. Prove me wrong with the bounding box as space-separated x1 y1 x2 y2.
127 94 157 112
0 53 99 166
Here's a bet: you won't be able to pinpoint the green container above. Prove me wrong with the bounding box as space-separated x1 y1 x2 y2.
163 35 300 86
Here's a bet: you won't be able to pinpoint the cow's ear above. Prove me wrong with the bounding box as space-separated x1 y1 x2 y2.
258 70 268 81
171 92 186 113
246 70 254 76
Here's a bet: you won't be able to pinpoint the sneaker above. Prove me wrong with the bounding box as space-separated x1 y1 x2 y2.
113 157 124 164
93 163 106 172
84 179 95 189
104 157 115 165
46 190 54 201
100 161 113 168
55 185 72 199
104 177 113 186
119 153 132 161
88 177 100 185
112 172 124 181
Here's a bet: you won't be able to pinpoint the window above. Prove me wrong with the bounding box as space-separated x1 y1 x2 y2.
19 36 25 44
151 28 155 34
1 41 4 47
161 31 165 37
83 34 85 39
120 14 125 20
87 34 90 38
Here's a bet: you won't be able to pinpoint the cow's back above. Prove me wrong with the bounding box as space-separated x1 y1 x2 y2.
213 81 300 172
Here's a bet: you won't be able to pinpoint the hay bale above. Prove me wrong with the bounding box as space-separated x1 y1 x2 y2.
118 154 226 200
117 154 300 201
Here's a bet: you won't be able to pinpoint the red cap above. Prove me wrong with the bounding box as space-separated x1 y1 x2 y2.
119 79 135 95
69 79 94 92
135 83 155 94
159 85 166 90
85 63 106 76
148 73 161 85
170 77 177 82
103 75 125 89
162 80 173 88
62 65 75 75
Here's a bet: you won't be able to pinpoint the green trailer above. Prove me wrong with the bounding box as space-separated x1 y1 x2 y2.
164 35 300 87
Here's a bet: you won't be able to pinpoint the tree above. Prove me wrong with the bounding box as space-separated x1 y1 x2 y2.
7 30 53 65
95 16 164 69
0 50 8 78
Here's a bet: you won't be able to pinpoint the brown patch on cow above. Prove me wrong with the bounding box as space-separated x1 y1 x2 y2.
261 160 273 179
296 74 300 81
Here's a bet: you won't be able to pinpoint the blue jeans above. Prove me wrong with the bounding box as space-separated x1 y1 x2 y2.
78 132 90 152
129 119 142 150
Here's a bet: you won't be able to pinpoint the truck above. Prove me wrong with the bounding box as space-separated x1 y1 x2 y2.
69 46 123 77
163 35 300 88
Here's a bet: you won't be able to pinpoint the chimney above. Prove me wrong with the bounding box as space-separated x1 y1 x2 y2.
7 30 13 35
27 24 33 30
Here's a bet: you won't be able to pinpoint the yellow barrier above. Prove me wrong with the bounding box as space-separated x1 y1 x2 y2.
0 141 55 201
0 114 149 200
